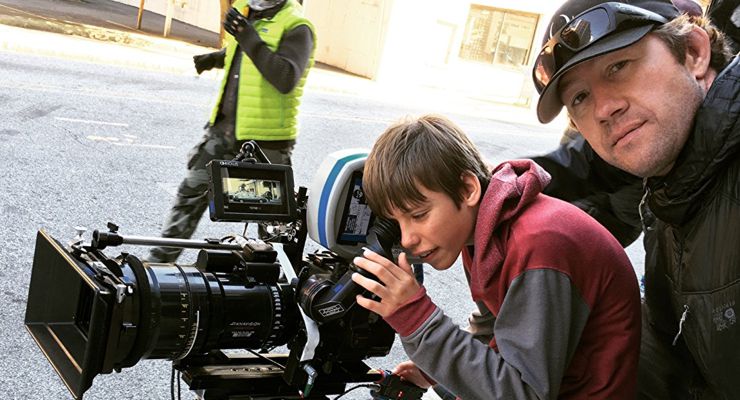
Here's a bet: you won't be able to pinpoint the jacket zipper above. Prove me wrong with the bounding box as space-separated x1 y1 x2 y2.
673 304 689 346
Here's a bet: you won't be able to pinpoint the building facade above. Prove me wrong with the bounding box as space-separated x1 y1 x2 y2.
114 0 222 33
303 0 561 108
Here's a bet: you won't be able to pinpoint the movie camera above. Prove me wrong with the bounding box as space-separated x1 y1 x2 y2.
24 142 423 400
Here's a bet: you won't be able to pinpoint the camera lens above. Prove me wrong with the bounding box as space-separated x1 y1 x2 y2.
115 254 298 367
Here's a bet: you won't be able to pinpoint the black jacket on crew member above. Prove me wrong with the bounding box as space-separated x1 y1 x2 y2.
531 131 643 247
638 56 740 399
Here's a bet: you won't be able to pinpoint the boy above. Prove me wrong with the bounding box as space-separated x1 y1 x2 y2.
351 115 641 399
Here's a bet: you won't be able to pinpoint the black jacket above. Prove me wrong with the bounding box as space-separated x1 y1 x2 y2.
532 131 644 246
643 56 740 397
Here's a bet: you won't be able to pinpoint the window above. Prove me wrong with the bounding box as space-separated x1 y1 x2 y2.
459 5 539 67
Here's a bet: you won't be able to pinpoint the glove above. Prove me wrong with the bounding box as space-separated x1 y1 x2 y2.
193 53 216 74
224 7 251 38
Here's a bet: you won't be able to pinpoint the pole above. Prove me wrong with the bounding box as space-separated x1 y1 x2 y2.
136 0 145 29
164 0 175 37
219 0 231 47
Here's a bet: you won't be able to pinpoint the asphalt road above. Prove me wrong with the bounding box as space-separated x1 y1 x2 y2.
0 47 644 399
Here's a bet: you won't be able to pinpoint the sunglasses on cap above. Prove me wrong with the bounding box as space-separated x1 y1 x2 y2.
533 2 669 93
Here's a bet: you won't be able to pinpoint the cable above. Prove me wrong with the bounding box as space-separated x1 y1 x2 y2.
332 384 379 399
170 366 183 400
221 234 238 242
170 365 175 400
245 349 286 370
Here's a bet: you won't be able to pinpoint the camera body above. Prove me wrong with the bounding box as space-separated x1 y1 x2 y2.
24 144 405 399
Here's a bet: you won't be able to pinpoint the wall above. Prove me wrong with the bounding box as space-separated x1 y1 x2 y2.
113 0 222 32
304 0 392 79
303 0 561 107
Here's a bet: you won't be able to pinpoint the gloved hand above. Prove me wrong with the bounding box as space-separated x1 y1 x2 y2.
224 7 252 39
193 52 218 74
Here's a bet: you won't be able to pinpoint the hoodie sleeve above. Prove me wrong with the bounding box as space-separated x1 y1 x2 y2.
389 269 590 400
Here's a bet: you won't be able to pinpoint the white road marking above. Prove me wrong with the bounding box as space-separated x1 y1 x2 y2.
86 135 175 149
55 117 129 127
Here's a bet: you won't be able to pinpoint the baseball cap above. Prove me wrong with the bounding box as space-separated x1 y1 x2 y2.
534 0 680 123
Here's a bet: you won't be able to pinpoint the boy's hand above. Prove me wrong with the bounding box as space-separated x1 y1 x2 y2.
393 360 433 389
352 250 420 317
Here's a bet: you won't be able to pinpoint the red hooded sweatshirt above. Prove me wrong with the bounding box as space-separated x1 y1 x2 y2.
385 160 641 400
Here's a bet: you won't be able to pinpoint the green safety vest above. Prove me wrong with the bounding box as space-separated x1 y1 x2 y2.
210 0 315 141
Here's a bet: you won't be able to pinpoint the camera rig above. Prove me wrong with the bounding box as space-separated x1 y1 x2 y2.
24 143 420 400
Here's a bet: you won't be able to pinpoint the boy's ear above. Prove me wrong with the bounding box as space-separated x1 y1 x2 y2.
460 172 482 206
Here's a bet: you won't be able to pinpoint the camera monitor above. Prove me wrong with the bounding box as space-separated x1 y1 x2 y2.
208 160 296 222
336 171 374 245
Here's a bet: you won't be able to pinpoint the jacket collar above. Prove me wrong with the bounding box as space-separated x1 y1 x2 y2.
463 159 550 301
647 56 740 224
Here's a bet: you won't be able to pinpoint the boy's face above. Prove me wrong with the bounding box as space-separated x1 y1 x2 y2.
389 176 479 270
559 33 708 177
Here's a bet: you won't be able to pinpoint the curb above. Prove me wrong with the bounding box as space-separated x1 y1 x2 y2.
0 23 211 75
0 14 155 48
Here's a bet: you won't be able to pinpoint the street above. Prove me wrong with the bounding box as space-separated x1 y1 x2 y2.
0 48 642 399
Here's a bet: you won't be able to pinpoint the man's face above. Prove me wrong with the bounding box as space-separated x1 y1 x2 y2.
558 34 705 177
389 183 477 270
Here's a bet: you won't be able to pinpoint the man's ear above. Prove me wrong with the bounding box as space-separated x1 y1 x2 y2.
460 172 482 206
684 25 713 90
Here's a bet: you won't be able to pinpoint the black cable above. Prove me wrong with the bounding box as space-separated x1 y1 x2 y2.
170 365 175 400
221 234 238 242
333 384 379 399
245 349 286 370
177 370 182 400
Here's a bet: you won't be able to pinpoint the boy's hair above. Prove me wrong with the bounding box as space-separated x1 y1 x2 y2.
654 14 734 74
363 114 490 218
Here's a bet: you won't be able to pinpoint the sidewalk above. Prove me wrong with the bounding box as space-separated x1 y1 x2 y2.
0 0 219 48
0 0 563 129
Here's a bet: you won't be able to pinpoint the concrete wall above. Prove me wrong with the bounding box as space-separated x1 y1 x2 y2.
113 0 222 32
304 0 393 79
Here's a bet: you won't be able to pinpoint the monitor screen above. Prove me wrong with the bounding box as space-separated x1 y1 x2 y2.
337 171 374 245
208 160 295 222
225 177 282 206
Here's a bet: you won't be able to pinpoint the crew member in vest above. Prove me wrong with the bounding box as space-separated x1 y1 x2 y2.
147 0 315 263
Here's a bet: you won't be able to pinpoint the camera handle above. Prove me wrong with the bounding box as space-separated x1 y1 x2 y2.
303 218 401 323
272 242 323 397
235 140 271 164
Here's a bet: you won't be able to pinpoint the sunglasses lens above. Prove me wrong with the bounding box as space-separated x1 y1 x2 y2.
534 7 612 91
533 46 556 92
560 8 611 50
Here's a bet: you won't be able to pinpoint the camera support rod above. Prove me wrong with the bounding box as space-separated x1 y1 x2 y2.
91 229 243 251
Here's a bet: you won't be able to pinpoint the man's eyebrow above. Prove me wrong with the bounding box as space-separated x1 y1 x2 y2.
558 75 577 99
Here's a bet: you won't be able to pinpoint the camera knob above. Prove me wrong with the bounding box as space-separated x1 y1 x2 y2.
73 226 87 244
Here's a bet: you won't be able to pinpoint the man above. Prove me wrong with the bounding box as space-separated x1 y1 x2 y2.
528 0 737 250
530 0 704 249
148 0 315 263
532 0 738 398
